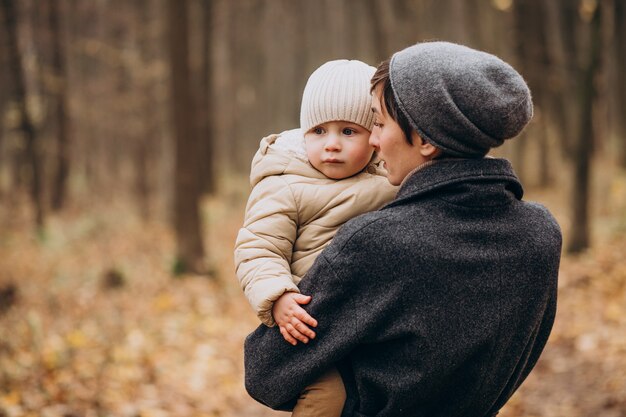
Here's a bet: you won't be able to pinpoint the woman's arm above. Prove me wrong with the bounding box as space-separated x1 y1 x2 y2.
244 214 393 409
244 255 359 410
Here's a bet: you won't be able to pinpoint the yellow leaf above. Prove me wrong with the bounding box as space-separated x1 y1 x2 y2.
0 391 20 406
139 408 169 417
603 302 622 323
66 330 88 348
153 293 174 311
42 348 59 370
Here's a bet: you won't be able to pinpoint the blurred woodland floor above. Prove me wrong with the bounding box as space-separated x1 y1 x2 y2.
0 183 625 417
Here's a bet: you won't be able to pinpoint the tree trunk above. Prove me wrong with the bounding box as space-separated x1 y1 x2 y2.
49 0 70 211
1 0 44 229
538 113 552 187
133 0 157 221
227 0 262 173
364 0 387 61
511 0 533 182
512 0 552 186
390 0 419 51
196 0 215 195
535 1 554 187
568 3 602 254
614 0 626 167
447 0 469 44
0 31 5 198
167 0 206 274
211 0 232 176
553 0 580 159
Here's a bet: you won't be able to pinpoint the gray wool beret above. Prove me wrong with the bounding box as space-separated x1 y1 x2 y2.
390 41 533 157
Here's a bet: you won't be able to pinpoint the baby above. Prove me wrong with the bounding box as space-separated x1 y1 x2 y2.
235 60 397 416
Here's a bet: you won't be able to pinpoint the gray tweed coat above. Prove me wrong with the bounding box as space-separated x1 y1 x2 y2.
244 158 562 417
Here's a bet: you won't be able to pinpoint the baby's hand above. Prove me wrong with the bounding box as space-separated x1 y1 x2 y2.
272 292 318 346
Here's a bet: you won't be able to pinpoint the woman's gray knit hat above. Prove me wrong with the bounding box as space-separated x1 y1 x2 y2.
390 41 533 157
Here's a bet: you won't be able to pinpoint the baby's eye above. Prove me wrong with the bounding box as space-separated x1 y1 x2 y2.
373 121 383 128
342 128 356 135
312 127 324 135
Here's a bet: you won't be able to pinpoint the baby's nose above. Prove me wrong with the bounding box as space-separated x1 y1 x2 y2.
324 135 341 150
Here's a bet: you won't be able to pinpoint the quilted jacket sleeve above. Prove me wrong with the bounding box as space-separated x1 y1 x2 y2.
234 175 300 326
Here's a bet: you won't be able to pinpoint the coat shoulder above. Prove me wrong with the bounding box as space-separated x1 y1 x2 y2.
320 209 395 261
521 201 563 244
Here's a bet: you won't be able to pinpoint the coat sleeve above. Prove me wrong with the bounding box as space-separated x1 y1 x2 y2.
234 176 301 326
244 214 393 410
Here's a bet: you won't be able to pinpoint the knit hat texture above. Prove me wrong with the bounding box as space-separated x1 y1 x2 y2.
390 41 533 157
300 60 376 133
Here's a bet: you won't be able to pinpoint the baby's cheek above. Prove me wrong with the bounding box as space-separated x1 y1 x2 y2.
358 148 375 163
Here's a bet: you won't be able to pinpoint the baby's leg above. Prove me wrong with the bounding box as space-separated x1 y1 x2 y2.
291 366 346 417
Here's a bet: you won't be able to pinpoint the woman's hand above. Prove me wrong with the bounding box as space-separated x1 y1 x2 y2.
272 292 318 345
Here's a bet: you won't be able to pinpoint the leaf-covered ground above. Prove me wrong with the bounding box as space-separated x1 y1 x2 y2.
0 193 625 417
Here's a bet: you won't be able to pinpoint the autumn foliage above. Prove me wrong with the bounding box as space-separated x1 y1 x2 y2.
1 190 626 417
1 0 626 415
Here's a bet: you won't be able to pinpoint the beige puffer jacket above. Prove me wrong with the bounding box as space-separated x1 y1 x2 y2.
234 129 397 326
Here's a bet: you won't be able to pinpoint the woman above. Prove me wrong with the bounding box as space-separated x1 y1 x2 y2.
244 41 562 417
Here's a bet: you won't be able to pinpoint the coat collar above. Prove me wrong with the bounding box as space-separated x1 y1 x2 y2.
388 157 523 207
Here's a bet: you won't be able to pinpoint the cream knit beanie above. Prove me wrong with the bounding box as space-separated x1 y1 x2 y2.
300 60 376 133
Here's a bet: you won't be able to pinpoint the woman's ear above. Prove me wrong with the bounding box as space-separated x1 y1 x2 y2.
421 142 441 158
411 131 441 159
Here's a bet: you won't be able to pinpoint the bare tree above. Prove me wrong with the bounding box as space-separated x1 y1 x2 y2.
511 0 554 187
167 0 206 274
545 0 579 160
0 23 6 197
132 0 157 220
363 0 388 61
195 0 216 195
568 2 603 254
49 0 71 211
1 0 44 229
614 0 626 167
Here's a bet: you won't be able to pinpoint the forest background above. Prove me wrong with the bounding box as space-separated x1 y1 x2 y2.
1 0 625 416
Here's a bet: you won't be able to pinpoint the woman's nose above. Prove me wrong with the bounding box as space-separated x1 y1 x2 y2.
369 132 380 150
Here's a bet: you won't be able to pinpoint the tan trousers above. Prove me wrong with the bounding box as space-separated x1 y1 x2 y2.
291 366 346 417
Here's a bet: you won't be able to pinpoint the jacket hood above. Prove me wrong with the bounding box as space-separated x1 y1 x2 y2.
249 129 389 187
249 129 326 188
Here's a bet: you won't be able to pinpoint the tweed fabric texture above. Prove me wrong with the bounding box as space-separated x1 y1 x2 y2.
300 60 376 133
390 42 533 157
244 158 562 417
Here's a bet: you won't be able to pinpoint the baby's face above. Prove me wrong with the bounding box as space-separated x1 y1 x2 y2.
304 121 374 180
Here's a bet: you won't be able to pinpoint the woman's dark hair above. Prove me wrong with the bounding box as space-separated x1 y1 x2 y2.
370 59 415 145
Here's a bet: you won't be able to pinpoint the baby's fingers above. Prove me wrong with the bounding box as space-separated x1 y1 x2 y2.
292 318 316 340
292 293 312 305
285 322 311 344
279 326 298 346
295 308 318 329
